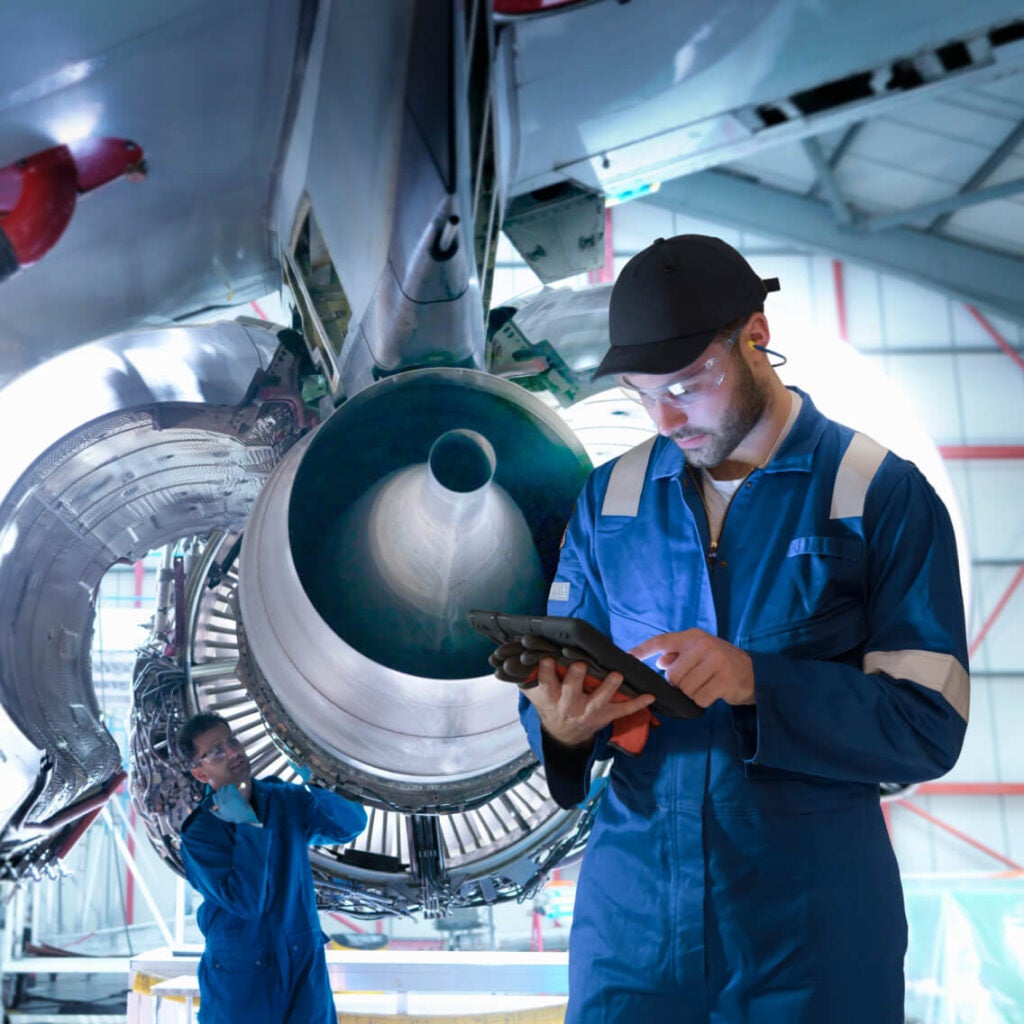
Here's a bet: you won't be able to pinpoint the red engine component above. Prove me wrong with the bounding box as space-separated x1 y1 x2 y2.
493 0 590 14
0 137 145 281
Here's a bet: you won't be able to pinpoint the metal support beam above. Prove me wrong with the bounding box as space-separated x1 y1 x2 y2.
824 123 865 174
893 799 1023 871
969 562 1024 659
651 171 1024 325
0 955 129 974
854 344 1023 357
831 260 848 342
930 118 1024 234
864 175 1024 234
802 137 854 226
101 804 175 949
555 21 1024 197
965 304 1024 374
587 207 615 285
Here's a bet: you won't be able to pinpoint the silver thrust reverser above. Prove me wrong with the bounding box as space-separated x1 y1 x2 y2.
236 367 592 813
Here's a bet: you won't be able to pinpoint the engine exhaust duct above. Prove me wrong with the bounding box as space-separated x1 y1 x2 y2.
237 367 591 811
318 427 545 678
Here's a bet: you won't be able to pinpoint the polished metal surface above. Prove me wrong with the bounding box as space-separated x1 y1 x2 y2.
0 704 43 842
502 283 613 375
320 427 545 678
279 2 487 401
236 366 592 812
0 320 287 875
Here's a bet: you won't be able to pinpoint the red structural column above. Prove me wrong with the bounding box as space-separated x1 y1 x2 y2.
531 908 545 952
133 559 145 609
965 304 1024 374
893 799 1023 871
832 259 848 343
917 783 1024 796
968 562 1024 659
884 304 1024 867
939 446 1024 459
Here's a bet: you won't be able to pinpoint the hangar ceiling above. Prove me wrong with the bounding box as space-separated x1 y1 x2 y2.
502 4 1024 325
652 67 1024 323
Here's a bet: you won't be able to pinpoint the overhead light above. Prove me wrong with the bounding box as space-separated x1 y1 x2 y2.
605 181 661 207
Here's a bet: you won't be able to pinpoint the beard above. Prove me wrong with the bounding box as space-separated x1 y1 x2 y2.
669 351 771 468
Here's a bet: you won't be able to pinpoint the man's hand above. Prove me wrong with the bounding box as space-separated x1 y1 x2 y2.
520 657 656 749
210 783 260 825
630 629 755 708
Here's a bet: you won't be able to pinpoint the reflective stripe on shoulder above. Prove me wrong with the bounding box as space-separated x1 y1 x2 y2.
601 437 657 517
863 649 969 722
831 432 888 520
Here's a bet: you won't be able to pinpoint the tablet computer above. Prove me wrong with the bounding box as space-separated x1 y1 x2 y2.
467 610 703 720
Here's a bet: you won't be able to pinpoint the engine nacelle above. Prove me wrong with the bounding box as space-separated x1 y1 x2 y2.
236 367 592 812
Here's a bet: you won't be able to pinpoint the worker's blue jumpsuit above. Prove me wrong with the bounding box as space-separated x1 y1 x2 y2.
180 776 367 1024
520 390 969 1023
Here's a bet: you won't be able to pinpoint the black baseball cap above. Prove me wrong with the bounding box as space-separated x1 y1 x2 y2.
593 234 780 378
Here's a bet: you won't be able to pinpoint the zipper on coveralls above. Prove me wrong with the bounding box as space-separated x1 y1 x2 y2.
687 466 751 569
686 467 718 567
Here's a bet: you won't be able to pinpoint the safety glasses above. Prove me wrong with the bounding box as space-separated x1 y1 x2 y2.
615 322 744 409
195 734 243 764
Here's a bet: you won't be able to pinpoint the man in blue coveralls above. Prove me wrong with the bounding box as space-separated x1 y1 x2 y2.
517 235 969 1023
177 712 367 1024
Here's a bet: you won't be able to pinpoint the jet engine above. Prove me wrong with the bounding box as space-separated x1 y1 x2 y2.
209 366 599 915
0 312 605 917
235 367 588 813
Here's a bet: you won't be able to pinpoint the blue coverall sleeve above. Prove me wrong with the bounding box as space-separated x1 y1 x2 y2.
518 479 614 808
300 785 367 847
748 464 969 784
180 816 274 920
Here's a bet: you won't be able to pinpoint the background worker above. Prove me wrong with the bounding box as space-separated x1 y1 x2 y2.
177 711 367 1024
517 234 969 1023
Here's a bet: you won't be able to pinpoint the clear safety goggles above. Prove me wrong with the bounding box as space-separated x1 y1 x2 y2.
195 734 243 764
615 322 743 409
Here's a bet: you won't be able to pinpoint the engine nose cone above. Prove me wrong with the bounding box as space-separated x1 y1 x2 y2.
236 367 591 809
317 428 546 678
